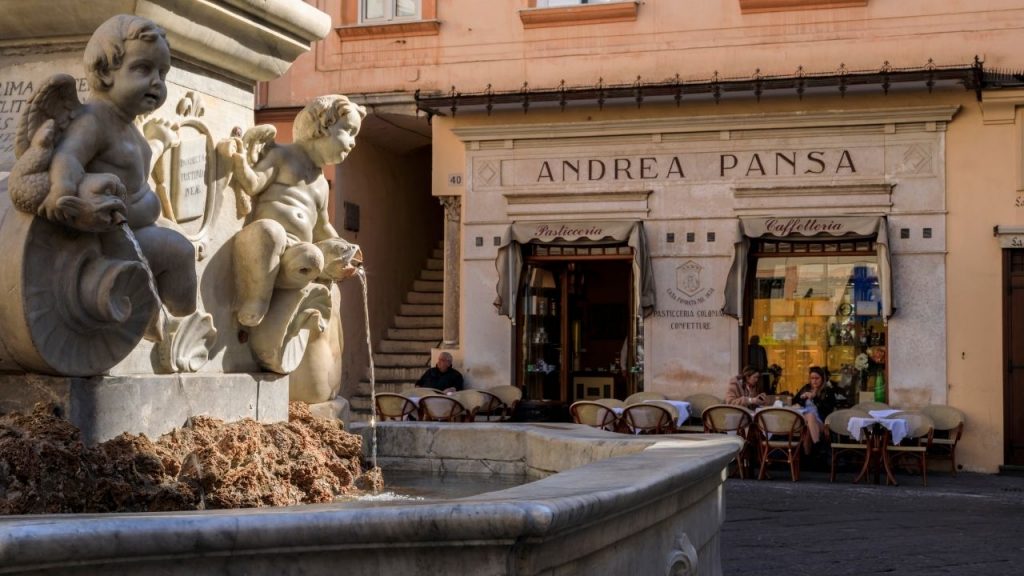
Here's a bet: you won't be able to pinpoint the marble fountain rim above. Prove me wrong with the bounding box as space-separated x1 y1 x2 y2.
0 423 742 572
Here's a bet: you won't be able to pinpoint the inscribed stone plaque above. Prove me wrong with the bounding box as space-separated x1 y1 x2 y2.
0 58 90 172
171 131 208 223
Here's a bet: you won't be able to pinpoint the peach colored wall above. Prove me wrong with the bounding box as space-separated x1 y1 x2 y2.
946 96 1024 472
333 141 441 397
266 0 1024 108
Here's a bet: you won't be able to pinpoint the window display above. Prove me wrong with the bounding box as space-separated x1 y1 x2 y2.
746 239 886 404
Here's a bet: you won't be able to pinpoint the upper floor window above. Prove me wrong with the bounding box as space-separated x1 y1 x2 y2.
362 0 420 23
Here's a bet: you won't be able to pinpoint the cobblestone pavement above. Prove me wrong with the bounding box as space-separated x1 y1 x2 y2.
721 469 1024 575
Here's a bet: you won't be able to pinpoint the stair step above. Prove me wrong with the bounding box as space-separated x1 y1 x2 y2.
373 353 430 367
432 248 443 259
400 303 442 316
420 269 443 281
425 258 443 271
407 291 443 305
350 395 373 411
387 327 442 341
393 315 442 328
378 339 436 353
413 279 443 293
374 366 429 381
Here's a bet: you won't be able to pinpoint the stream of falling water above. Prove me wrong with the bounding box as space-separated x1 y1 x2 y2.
356 268 378 473
120 224 207 508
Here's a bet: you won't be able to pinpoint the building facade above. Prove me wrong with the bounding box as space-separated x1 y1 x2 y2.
262 0 1024 472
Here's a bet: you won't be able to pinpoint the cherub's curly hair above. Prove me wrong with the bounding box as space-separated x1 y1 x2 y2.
84 15 167 92
293 95 367 142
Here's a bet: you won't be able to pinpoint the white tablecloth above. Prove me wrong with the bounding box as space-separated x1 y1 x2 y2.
847 416 909 444
868 409 902 419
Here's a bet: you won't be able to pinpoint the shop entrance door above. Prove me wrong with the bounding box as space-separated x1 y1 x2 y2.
1003 250 1024 465
517 255 636 404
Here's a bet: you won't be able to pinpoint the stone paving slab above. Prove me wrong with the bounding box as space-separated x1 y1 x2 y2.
721 470 1024 575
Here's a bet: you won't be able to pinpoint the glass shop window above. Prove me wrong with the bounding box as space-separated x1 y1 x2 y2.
746 239 886 404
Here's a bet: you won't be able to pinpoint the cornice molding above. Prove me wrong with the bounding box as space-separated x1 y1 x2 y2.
454 106 961 143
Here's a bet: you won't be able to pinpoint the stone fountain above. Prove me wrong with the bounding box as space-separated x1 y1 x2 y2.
0 1 357 443
0 3 741 575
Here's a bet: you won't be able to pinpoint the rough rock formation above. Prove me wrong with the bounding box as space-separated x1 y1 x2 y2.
0 402 380 514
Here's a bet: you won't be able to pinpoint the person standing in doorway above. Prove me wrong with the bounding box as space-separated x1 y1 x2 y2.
747 335 770 393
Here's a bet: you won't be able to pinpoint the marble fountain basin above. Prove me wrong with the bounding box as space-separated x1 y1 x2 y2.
0 422 741 576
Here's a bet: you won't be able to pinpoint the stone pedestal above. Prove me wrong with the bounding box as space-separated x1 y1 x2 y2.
0 373 288 445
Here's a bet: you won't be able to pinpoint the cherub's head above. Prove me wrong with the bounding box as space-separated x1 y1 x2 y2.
293 95 368 165
84 15 170 116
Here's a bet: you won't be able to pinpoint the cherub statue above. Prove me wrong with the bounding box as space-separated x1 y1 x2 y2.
7 14 197 318
229 95 364 328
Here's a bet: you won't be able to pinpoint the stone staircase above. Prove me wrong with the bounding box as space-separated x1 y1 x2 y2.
348 247 444 420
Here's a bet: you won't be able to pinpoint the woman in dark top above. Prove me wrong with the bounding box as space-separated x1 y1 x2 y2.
792 366 837 454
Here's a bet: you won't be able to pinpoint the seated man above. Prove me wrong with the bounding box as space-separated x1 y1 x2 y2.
416 351 464 394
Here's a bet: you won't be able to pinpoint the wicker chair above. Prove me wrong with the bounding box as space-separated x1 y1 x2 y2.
680 393 724 432
418 395 468 422
920 404 965 476
702 404 754 478
853 401 891 412
823 408 871 482
408 387 444 398
624 391 667 405
450 390 487 422
570 401 618 431
594 398 626 409
621 403 676 435
477 385 523 421
883 411 934 486
374 393 418 421
754 407 807 481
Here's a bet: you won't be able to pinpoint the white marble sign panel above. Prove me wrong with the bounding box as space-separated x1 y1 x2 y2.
171 131 208 223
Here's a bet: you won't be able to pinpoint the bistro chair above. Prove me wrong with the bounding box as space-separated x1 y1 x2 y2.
643 400 682 428
408 387 444 398
920 404 965 476
476 390 506 422
486 385 523 421
702 404 754 479
625 391 667 405
754 407 807 482
374 393 418 421
853 401 891 412
621 403 676 435
418 395 468 422
823 408 871 482
680 393 723 433
883 411 935 486
570 401 618 431
450 390 487 422
594 398 626 409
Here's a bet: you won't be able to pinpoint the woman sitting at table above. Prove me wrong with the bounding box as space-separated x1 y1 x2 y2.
792 366 838 455
725 366 767 410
